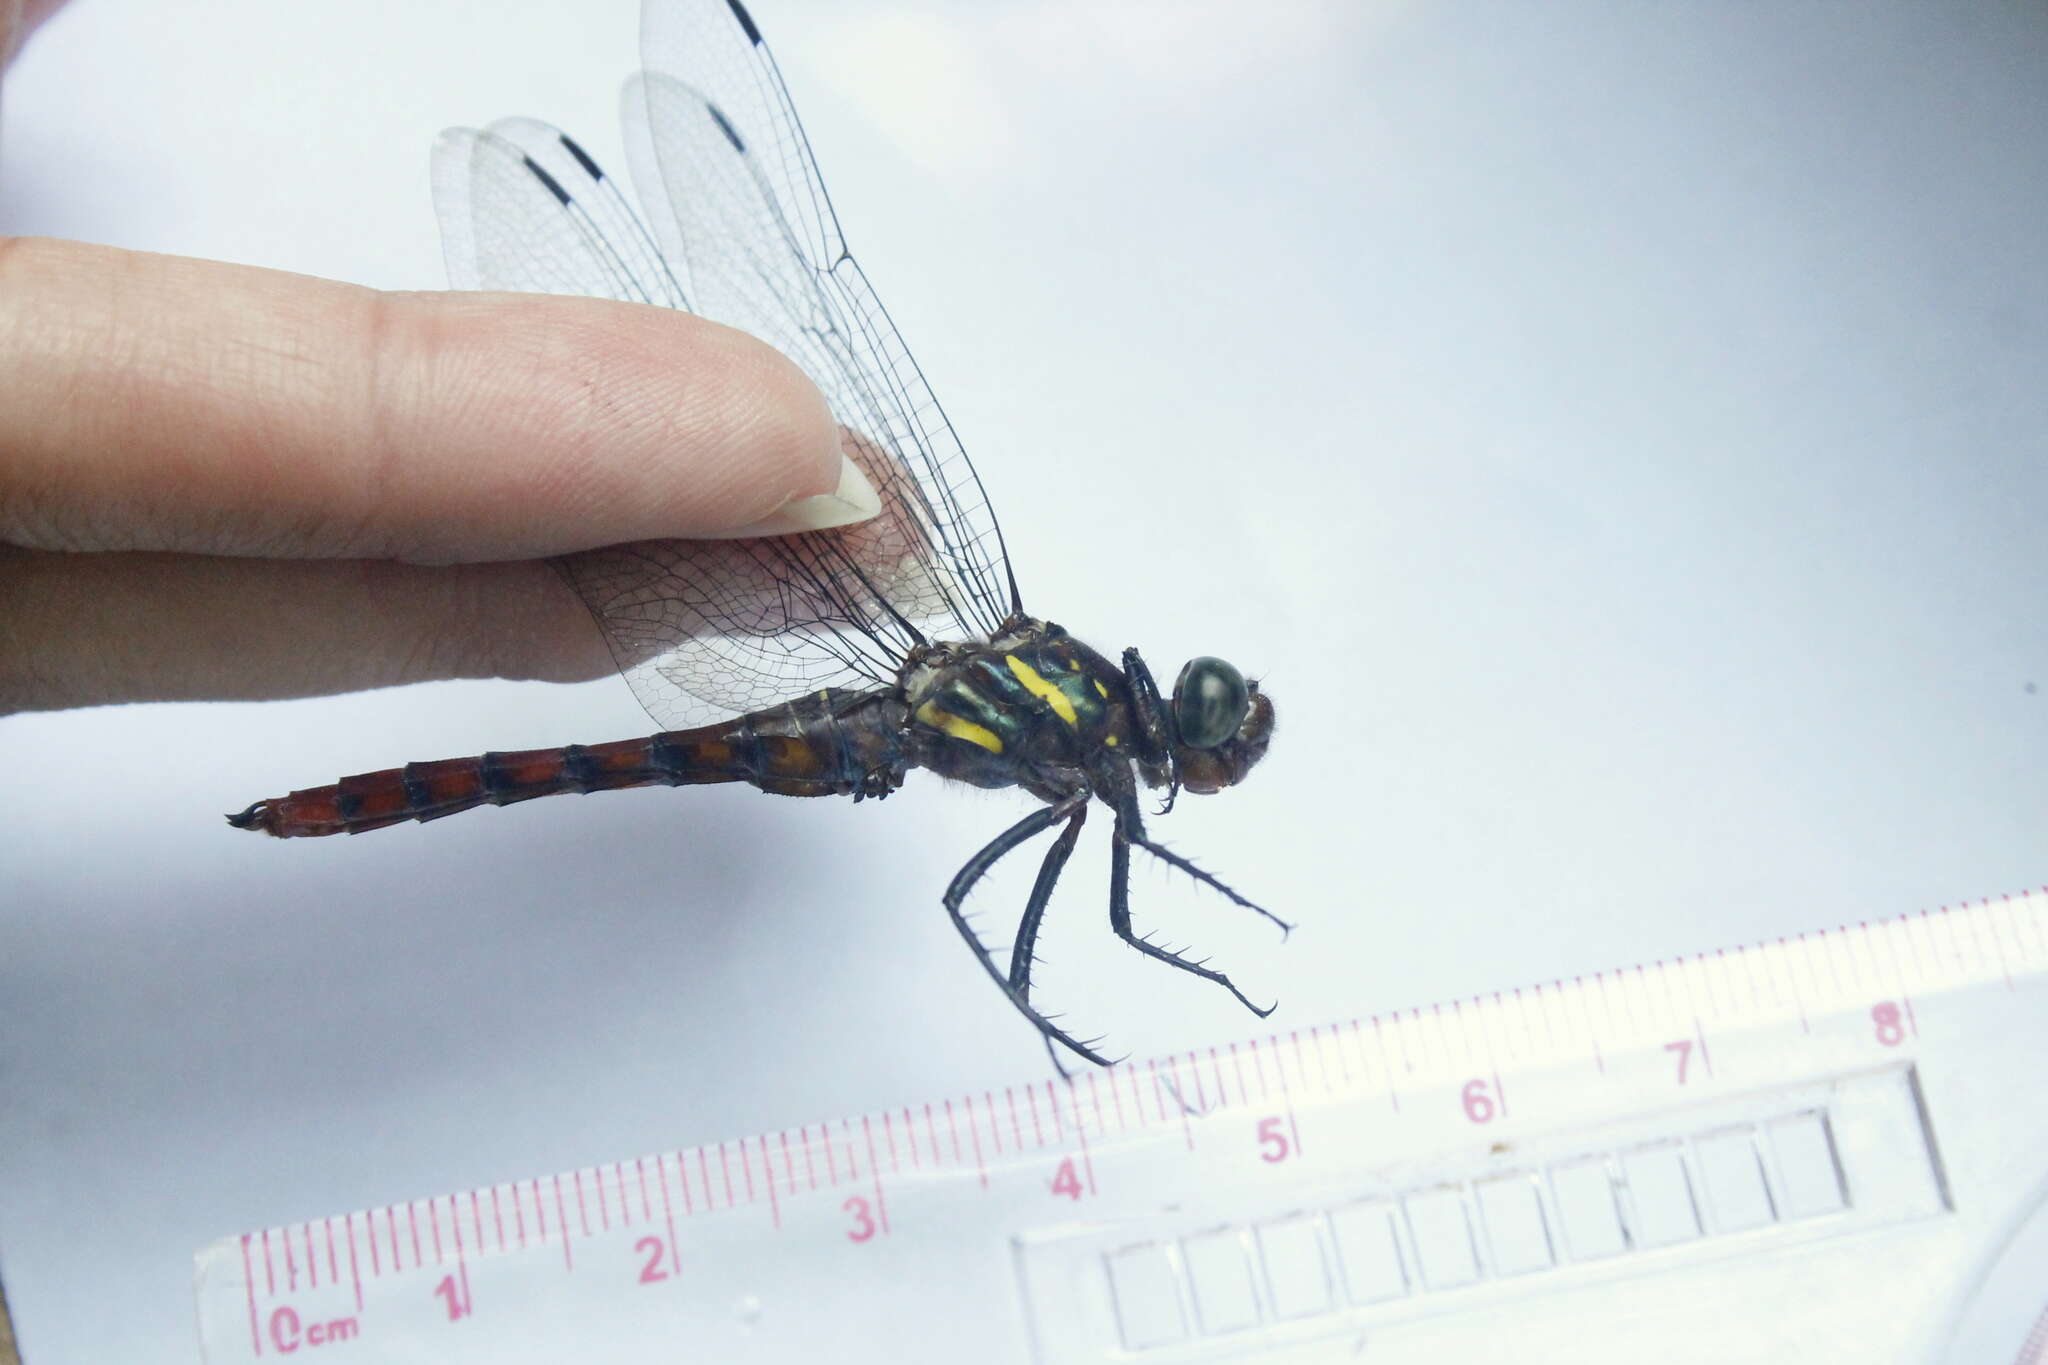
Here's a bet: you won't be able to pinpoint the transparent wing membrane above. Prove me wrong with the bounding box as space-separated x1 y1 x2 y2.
433 0 1017 729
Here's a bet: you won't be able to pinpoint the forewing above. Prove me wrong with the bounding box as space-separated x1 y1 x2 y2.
628 2 1017 628
432 119 684 305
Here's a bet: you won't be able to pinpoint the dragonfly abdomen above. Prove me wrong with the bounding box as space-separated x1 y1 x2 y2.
229 689 907 837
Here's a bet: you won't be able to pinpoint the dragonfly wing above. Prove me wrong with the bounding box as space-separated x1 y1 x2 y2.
433 0 1020 731
630 0 1018 620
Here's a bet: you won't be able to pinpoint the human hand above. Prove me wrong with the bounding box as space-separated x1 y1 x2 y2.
0 235 876 715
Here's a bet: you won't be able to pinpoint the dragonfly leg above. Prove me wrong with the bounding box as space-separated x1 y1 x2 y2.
1117 797 1293 937
1120 646 1179 811
1008 802 1088 999
1108 811 1279 1019
944 790 1115 1067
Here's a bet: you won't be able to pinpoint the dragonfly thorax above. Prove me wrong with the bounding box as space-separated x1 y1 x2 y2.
898 619 1137 796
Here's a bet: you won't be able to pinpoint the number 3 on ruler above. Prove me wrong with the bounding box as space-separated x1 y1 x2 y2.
844 1195 877 1242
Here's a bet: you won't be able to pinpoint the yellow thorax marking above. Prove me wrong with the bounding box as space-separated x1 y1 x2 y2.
1093 679 1110 699
1106 735 1119 746
1005 654 1079 728
916 700 1003 753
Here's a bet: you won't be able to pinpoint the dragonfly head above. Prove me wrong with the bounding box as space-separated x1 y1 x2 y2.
1169 657 1274 795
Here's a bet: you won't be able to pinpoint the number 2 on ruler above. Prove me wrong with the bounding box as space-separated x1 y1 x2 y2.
636 1236 669 1284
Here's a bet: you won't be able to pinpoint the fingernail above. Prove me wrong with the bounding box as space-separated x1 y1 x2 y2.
700 451 882 540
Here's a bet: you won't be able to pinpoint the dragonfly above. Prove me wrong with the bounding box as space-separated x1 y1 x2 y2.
229 0 1283 1066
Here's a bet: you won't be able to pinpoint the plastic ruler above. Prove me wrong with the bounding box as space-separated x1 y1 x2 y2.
194 886 2048 1362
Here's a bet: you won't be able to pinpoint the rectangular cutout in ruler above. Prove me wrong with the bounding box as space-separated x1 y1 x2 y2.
1012 1064 1947 1361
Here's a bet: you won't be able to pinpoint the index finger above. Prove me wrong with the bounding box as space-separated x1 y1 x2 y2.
0 236 871 563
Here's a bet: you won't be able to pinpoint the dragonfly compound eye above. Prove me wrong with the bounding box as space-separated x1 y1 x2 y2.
1172 657 1252 750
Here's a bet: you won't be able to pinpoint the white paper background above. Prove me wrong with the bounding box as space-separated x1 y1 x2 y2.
2 2 2044 1360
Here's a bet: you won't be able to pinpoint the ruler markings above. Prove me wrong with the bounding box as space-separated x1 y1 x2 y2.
240 1235 262 1357
859 1115 890 1236
1695 950 1725 1030
1265 1036 1303 1157
344 1215 362 1312
985 1090 1006 1157
655 1154 680 1274
551 1174 571 1269
1062 1080 1099 1197
1592 970 1618 1049
1983 897 2018 989
1793 932 1825 1026
2013 891 2046 962
1864 919 1896 1002
1777 938 1811 1034
1936 902 1966 979
1871 919 1918 1035
1560 978 1594 1071
963 1096 988 1187
757 1134 781 1229
1505 986 1533 1063
1396 1009 1422 1087
450 1197 471 1319
1912 908 1943 981
1982 898 2018 985
1955 900 1990 978
1161 1055 1192 1149
1370 1016 1402 1109
1445 1001 1474 1097
1810 929 1843 1015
